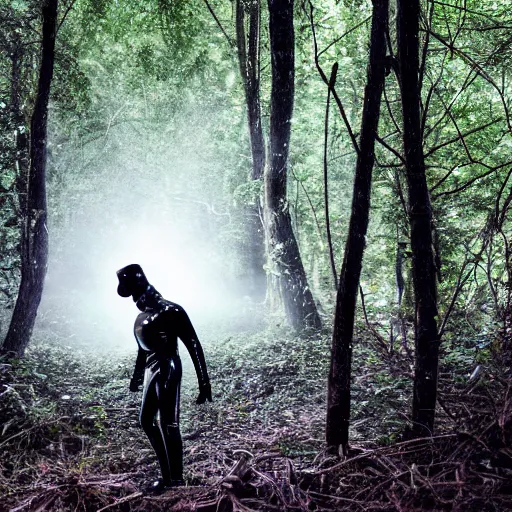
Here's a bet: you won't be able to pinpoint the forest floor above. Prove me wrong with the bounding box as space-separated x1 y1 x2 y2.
1 320 511 511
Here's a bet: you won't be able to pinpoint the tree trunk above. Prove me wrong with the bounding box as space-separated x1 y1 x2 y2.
236 0 266 300
10 44 30 223
2 0 58 356
265 0 320 329
397 0 440 437
325 0 388 451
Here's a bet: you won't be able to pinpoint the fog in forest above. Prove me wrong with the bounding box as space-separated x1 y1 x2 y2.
37 103 252 351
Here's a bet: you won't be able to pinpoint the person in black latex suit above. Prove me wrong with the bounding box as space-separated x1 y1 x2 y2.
117 264 212 494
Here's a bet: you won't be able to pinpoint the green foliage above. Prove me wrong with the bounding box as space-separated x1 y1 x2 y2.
233 179 263 207
0 0 511 435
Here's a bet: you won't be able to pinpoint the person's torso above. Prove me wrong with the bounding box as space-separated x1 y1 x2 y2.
134 301 181 359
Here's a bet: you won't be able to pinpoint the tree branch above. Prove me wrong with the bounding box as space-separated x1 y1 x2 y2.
427 29 512 131
425 118 502 159
202 0 235 48
318 15 371 58
433 160 512 200
309 1 360 156
325 63 338 290
376 134 404 163
56 0 77 34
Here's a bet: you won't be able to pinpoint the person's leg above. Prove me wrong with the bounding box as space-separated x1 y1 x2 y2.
139 365 172 484
157 356 183 483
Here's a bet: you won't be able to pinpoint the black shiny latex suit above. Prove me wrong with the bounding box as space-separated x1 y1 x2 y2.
117 264 211 491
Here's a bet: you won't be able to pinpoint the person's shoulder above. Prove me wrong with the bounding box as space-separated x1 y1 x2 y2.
160 301 185 316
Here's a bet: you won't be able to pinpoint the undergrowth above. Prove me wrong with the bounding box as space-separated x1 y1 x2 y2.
0 324 511 511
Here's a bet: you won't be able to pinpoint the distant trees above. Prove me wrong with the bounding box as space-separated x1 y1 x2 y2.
210 0 321 327
235 0 267 301
2 0 58 356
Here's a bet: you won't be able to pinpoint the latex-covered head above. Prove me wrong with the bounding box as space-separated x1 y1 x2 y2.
117 264 148 300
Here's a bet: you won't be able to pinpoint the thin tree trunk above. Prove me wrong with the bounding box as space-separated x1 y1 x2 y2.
324 64 338 291
326 0 388 451
3 0 58 356
397 0 440 437
10 45 30 222
265 0 321 329
236 0 266 300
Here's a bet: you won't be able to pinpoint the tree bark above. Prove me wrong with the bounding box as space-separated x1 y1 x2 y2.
236 0 266 300
325 0 388 451
265 0 321 329
10 43 30 225
2 0 58 356
397 0 440 437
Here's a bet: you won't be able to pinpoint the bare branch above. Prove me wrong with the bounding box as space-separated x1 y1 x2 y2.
383 81 402 135
435 91 473 162
439 265 472 338
451 0 468 47
318 15 371 58
495 167 512 229
375 134 404 163
429 163 457 193
425 118 502 159
432 1 504 23
56 0 77 34
324 63 338 290
359 285 389 352
202 0 235 49
433 160 512 200
309 1 360 156
424 66 478 141
427 29 512 131
291 169 325 249
418 0 434 96
421 51 449 138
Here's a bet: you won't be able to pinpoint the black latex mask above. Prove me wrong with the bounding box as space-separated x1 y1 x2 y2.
117 264 148 300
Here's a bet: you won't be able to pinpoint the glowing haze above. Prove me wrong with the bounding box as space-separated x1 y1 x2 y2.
38 104 251 350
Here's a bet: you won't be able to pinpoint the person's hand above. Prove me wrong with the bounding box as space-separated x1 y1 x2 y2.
129 378 142 392
196 381 212 404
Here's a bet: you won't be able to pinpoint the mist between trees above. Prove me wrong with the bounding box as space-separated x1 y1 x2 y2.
1 0 512 501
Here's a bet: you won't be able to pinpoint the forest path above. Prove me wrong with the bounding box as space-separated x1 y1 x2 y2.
51 327 331 485
1 327 337 510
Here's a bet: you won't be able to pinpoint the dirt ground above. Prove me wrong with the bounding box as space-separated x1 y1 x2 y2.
1 325 511 511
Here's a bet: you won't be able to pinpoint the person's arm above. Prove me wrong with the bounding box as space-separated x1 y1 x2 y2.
176 307 212 403
130 346 146 392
